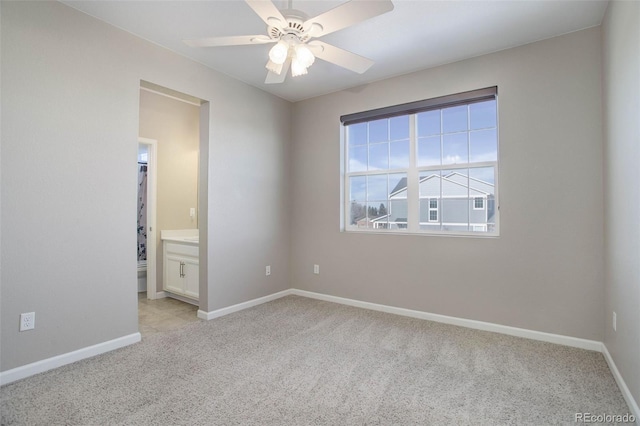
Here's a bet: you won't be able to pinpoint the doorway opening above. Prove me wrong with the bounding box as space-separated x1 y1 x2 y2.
137 137 157 298
137 81 209 334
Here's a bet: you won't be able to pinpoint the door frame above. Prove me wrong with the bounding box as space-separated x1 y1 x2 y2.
139 137 158 300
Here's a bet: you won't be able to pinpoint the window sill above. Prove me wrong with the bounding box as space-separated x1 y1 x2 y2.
342 228 500 238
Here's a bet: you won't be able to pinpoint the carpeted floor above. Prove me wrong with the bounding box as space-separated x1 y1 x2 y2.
0 295 631 425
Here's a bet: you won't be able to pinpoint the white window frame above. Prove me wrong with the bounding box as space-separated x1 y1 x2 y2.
341 87 499 237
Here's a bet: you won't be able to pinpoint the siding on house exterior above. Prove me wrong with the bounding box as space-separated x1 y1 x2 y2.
372 172 495 230
419 198 489 224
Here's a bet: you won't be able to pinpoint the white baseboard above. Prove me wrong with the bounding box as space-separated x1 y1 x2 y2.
197 289 293 320
197 288 600 351
289 289 602 351
4 287 637 421
602 343 640 422
0 333 141 386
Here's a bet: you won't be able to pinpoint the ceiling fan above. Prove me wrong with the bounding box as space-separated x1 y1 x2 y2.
184 0 394 84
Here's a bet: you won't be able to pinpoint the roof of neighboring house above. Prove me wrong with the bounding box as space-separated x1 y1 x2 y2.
390 177 409 195
390 172 494 198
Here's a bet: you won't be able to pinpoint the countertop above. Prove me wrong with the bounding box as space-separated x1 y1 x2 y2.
160 229 199 244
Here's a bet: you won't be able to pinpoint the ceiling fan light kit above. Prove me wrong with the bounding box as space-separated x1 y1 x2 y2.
290 58 308 77
295 44 315 67
268 40 289 65
184 0 394 84
267 39 315 76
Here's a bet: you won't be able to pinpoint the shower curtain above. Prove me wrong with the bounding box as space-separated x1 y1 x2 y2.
137 163 148 262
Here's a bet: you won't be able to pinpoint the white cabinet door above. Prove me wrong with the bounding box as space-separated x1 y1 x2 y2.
183 258 199 299
164 255 185 295
162 240 199 300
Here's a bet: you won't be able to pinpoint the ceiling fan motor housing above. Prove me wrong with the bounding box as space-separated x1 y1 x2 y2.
268 9 312 43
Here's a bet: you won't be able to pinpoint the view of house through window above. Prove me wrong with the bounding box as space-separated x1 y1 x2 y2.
343 88 498 235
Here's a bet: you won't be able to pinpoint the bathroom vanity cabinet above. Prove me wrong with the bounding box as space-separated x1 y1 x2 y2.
161 231 199 301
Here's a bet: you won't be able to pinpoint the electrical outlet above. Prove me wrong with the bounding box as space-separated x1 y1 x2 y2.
313 264 320 275
266 265 271 276
613 311 617 332
20 312 35 331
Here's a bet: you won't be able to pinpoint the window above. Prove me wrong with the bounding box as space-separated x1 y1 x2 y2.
474 197 484 210
428 199 438 222
342 87 498 236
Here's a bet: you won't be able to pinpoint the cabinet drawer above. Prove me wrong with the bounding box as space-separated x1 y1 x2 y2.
165 242 199 258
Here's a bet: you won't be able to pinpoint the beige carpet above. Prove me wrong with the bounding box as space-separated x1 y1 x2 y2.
0 295 631 425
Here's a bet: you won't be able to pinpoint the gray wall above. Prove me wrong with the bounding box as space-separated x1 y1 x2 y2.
290 27 604 341
0 1 291 371
602 0 640 406
2 2 636 407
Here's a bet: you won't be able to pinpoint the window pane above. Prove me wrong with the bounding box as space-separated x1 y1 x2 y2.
390 140 409 169
390 173 408 229
390 116 409 141
349 201 366 226
420 199 440 230
389 173 407 198
419 171 441 229
368 143 389 170
348 122 368 146
470 195 486 229
470 129 497 163
442 105 467 133
349 175 367 226
419 171 440 198
442 169 469 196
369 119 388 143
418 171 441 228
417 110 440 136
367 174 388 200
442 133 468 165
487 199 496 231
389 199 408 229
348 145 367 172
469 166 496 232
470 100 496 130
367 201 388 229
469 166 495 185
349 176 366 202
417 136 441 167
442 169 469 231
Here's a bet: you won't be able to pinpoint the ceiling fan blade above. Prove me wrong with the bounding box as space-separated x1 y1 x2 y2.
265 59 291 84
184 35 274 47
245 0 287 29
308 41 374 74
303 0 394 38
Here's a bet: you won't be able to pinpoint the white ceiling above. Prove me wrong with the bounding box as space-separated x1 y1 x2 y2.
63 0 609 102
